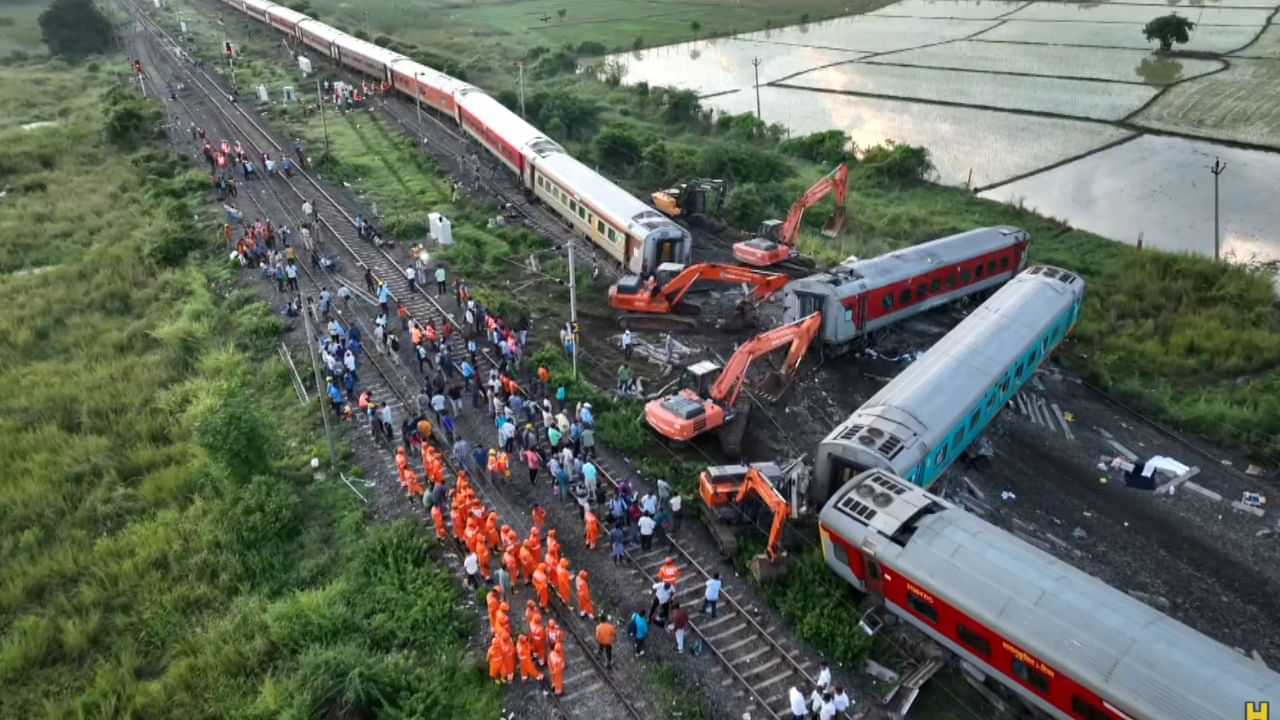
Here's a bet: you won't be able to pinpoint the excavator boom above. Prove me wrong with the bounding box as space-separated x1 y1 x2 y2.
609 263 789 315
733 163 849 267
710 312 821 408
732 467 791 562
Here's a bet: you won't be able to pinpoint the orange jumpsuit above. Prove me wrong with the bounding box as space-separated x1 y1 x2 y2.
486 589 502 629
485 512 501 549
546 618 563 651
532 563 551 609
529 616 547 665
576 570 594 619
431 505 447 540
657 558 680 586
545 531 561 570
584 510 601 549
495 603 512 640
503 547 520 585
547 642 566 695
487 634 505 683
451 506 466 542
532 505 546 532
518 544 536 585
401 468 424 499
555 559 573 605
517 634 543 681
416 418 432 442
395 447 409 474
501 525 518 552
477 542 492 580
499 633 516 682
524 599 540 629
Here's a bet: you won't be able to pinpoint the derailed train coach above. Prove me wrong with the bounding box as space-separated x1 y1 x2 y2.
812 265 1084 501
220 0 691 275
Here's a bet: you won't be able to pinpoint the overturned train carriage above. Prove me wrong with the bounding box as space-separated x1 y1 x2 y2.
812 266 1084 500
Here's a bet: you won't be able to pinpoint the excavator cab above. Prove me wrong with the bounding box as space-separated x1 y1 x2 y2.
682 360 722 398
652 179 726 221
733 163 848 267
698 462 792 581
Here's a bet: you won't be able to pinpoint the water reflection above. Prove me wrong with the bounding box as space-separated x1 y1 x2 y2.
1135 56 1184 84
981 135 1280 262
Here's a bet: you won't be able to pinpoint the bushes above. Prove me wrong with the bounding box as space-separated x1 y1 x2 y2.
699 142 792 184
780 130 853 165
859 141 933 186
595 126 643 172
104 89 164 151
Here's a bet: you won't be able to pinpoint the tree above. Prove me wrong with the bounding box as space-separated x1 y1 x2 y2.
557 8 567 21
39 0 113 59
1143 14 1195 51
595 127 643 172
690 20 702 33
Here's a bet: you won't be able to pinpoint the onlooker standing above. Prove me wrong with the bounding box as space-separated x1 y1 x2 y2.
648 581 674 624
703 572 722 617
595 615 616 670
435 265 447 296
621 329 634 360
669 493 683 534
609 523 625 565
671 602 689 654
638 512 656 551
626 610 649 657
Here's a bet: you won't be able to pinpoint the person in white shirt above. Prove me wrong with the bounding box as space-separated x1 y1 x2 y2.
669 493 683 533
638 513 657 550
818 695 837 720
463 550 479 588
703 572 722 617
622 328 634 360
816 662 832 692
832 687 851 713
405 265 417 292
641 492 658 516
788 687 808 719
648 581 674 623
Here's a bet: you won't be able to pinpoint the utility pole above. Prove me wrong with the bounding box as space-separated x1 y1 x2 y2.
751 57 762 122
517 62 527 118
316 78 330 157
568 240 579 380
414 71 422 126
302 302 338 469
1210 157 1227 262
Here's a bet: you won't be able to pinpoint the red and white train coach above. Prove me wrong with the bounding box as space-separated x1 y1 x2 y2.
819 469 1280 720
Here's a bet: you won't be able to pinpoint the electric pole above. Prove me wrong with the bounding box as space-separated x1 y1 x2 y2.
316 78 330 157
568 240 579 380
517 62 527 118
751 57 762 122
1210 157 1227 262
302 302 338 469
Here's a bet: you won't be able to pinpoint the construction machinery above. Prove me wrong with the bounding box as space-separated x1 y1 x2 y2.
651 178 727 221
699 462 794 580
608 262 789 325
733 163 849 267
644 312 822 455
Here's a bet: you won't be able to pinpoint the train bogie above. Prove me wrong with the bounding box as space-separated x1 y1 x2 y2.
813 266 1084 502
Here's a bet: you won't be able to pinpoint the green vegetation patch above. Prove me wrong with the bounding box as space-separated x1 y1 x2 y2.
0 57 499 717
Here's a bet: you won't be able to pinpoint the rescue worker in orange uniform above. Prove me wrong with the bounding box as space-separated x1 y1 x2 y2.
401 467 424 500
547 642 566 696
524 599 541 631
499 632 516 683
545 529 561 570
486 449 500 482
485 511 501 549
416 417 432 443
486 633 506 684
546 617 563 652
494 602 512 639
526 526 543 560
503 546 520 585
555 558 573 606
517 634 543 681
494 450 511 480
576 569 595 619
395 447 409 475
584 509 601 550
657 557 680 586
476 540 492 581
529 614 547 665
486 588 502 629
532 562 551 609
431 503 447 540
531 504 546 532
501 524 519 551
518 543 536 585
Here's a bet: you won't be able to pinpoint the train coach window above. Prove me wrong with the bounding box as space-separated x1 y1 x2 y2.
883 295 894 311
956 625 991 658
569 199 578 213
906 594 938 624
1000 256 1010 270
933 444 948 466
930 278 941 292
1070 697 1110 720
899 289 911 306
987 261 997 275
974 263 984 279
578 205 587 220
1012 660 1051 694
830 541 850 567
945 274 956 289
916 285 927 300
866 560 881 580
596 220 606 234
960 269 971 284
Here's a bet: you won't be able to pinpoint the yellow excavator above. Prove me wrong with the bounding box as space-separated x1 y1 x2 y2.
651 179 727 222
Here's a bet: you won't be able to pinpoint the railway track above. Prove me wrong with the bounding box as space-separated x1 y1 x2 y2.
130 6 863 717
125 8 647 719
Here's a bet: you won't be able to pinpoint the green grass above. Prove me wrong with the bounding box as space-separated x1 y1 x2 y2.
0 0 50 59
0 56 500 717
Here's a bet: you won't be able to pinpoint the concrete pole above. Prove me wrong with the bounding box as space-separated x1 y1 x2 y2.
752 57 762 122
302 301 338 468
316 78 330 157
518 62 526 118
1210 157 1227 262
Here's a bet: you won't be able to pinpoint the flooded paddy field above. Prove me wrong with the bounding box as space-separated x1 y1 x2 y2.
602 0 1280 260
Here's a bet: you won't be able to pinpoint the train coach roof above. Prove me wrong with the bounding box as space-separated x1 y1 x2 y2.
388 58 470 94
458 91 554 149
886 505 1280 718
854 269 1079 431
296 17 344 42
266 4 310 26
538 152 683 237
333 33 406 67
793 226 1027 295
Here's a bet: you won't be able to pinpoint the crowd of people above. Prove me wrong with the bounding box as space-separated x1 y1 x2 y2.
787 664 854 720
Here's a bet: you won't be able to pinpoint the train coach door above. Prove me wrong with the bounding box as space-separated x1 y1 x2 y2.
859 543 885 599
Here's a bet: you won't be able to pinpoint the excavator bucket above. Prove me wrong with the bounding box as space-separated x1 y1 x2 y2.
821 206 846 239
750 553 788 582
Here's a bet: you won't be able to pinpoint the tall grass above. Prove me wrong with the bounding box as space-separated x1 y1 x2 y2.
0 58 499 717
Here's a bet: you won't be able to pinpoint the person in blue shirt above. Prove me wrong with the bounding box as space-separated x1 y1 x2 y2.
326 378 344 417
579 402 594 428
377 282 391 313
460 360 475 387
627 610 649 656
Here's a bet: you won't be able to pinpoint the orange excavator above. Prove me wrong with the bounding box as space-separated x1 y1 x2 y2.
699 462 793 580
732 163 849 267
644 312 821 455
608 262 790 315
